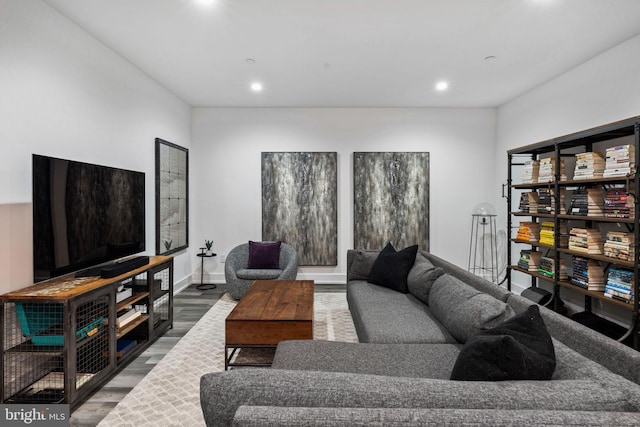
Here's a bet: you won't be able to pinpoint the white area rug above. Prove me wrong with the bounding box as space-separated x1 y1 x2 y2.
97 292 357 426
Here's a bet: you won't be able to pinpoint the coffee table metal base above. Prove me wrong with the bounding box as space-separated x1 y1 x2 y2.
225 344 276 370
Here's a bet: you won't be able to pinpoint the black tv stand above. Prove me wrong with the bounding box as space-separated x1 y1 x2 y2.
76 256 150 279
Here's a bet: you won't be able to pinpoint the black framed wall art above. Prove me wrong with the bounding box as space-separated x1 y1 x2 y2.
262 152 338 266
353 152 429 251
155 138 188 255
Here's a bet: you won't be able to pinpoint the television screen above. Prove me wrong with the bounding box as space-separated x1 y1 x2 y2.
33 154 145 282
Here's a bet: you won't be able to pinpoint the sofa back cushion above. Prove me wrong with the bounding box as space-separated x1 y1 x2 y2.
429 274 515 343
347 250 380 281
407 252 444 304
368 243 418 293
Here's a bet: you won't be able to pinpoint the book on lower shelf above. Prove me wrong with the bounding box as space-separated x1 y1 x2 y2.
571 256 605 291
518 250 542 272
117 308 142 329
538 256 568 281
604 268 634 303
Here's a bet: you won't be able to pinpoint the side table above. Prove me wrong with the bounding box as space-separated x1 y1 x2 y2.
197 251 217 290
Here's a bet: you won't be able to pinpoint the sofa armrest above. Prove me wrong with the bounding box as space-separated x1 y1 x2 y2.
231 406 640 427
200 369 639 427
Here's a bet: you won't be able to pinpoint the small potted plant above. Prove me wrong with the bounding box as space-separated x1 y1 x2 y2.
204 239 214 256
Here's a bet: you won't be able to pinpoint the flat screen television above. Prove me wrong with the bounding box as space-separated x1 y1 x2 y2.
32 154 146 282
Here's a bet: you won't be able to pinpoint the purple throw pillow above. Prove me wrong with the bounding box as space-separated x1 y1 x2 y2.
248 241 282 269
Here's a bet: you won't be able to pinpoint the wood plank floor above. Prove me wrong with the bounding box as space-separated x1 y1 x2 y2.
70 282 345 427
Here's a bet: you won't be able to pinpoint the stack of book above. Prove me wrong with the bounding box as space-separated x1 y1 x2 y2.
603 231 635 262
538 256 568 280
568 227 603 255
538 158 567 183
528 191 539 213
604 268 634 302
571 256 605 291
516 222 541 242
116 308 142 330
603 145 636 177
536 188 565 214
538 221 569 248
604 188 635 218
568 190 588 216
573 152 605 180
518 250 542 272
587 188 605 216
521 160 540 184
518 193 530 213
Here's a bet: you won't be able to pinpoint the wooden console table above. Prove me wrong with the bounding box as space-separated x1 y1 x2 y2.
0 256 173 409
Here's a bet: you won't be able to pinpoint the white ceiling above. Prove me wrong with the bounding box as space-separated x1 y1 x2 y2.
44 0 640 108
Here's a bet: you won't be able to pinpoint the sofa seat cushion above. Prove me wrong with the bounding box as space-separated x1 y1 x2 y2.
273 340 461 379
236 269 283 280
429 274 515 343
231 407 640 427
201 369 640 427
347 281 457 344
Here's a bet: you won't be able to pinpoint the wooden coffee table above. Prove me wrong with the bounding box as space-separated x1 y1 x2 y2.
225 280 314 369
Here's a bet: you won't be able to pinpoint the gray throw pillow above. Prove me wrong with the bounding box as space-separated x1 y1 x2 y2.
429 274 515 343
407 252 444 304
348 250 379 281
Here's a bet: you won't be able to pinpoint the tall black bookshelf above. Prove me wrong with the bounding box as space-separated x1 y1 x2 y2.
507 116 640 349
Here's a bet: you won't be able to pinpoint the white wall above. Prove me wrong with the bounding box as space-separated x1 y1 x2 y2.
0 0 192 293
192 107 496 284
495 34 640 324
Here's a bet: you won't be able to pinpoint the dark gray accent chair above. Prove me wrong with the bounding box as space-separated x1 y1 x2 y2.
224 242 298 300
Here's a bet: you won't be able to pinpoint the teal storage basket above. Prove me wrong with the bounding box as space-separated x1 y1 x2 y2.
15 302 103 346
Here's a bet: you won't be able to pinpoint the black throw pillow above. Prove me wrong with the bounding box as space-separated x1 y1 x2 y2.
367 243 419 293
450 305 556 381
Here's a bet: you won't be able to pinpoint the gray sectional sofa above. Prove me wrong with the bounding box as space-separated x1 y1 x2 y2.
201 249 640 426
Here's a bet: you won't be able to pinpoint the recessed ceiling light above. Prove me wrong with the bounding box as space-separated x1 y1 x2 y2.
435 81 449 91
484 55 497 61
250 82 263 92
246 58 255 64
195 0 216 6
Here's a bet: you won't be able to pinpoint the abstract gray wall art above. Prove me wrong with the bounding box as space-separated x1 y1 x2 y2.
262 152 338 266
156 138 188 255
354 152 429 251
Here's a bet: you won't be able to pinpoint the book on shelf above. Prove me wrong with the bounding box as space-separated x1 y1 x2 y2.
568 228 603 255
516 221 541 243
538 256 568 280
521 160 540 184
117 308 142 329
586 188 604 216
604 188 635 218
536 188 565 214
518 192 530 213
538 157 567 182
528 192 539 213
604 268 634 303
603 145 636 177
603 231 635 262
573 151 605 180
571 256 605 291
518 249 542 272
568 190 588 216
538 221 569 248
